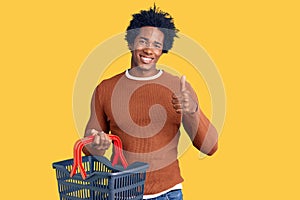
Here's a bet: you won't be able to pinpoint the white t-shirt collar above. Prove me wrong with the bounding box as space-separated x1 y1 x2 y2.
125 69 163 81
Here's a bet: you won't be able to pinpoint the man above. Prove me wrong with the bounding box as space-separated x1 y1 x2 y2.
83 5 218 200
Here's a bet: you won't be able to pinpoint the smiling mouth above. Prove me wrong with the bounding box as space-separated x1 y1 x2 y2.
140 55 154 64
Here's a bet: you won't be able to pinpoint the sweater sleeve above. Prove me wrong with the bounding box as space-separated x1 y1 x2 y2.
94 83 110 133
182 82 218 156
84 83 110 136
83 83 110 156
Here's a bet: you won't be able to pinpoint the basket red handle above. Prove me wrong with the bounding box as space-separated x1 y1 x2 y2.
70 134 128 179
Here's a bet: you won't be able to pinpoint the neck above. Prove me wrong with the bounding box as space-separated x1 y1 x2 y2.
129 67 159 77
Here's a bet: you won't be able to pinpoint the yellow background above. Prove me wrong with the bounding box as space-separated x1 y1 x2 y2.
1 0 299 199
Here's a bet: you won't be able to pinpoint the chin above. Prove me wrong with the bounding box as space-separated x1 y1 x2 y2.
137 64 155 71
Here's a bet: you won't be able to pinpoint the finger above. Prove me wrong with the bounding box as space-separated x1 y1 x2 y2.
173 103 183 110
181 91 188 100
172 93 182 100
90 128 99 135
99 131 107 147
182 90 190 96
175 108 183 114
180 75 186 92
93 134 101 146
172 97 183 103
183 102 190 110
172 93 183 101
92 131 106 149
103 134 112 148
172 98 181 104
103 139 110 146
104 133 111 142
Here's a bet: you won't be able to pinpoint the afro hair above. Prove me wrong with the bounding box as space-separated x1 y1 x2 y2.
125 4 179 53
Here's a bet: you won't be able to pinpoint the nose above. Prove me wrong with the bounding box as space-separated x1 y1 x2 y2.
143 46 154 55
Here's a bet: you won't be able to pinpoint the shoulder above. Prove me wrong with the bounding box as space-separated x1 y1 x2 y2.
160 71 180 87
161 70 180 81
94 71 126 96
160 70 197 90
163 71 195 87
97 71 125 88
102 71 125 84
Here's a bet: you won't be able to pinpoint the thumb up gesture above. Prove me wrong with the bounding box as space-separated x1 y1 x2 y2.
172 75 198 114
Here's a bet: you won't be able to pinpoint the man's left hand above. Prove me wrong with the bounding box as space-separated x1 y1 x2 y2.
172 75 198 114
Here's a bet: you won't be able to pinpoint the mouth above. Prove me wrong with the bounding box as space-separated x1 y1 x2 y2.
140 55 154 64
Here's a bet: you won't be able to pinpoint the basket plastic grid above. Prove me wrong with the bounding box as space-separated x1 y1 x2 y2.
53 156 148 200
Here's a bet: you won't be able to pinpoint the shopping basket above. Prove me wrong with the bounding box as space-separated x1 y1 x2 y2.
52 134 149 200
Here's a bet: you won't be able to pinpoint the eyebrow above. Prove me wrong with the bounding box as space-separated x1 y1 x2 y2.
139 37 163 46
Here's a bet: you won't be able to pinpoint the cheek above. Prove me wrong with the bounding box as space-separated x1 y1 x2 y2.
133 42 143 50
132 49 140 57
154 51 163 59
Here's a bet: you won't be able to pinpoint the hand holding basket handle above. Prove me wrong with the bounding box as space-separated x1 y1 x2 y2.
70 134 129 179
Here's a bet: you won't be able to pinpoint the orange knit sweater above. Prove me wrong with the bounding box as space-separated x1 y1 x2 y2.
93 70 216 194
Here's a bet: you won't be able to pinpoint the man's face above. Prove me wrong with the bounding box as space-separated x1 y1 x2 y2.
130 26 164 71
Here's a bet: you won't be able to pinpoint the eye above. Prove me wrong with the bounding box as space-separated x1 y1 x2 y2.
154 44 162 49
138 39 147 45
153 42 162 49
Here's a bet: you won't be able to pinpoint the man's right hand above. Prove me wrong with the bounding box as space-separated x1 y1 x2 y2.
83 129 112 156
90 129 111 150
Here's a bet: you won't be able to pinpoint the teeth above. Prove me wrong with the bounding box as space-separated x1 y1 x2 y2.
141 56 152 63
142 57 152 61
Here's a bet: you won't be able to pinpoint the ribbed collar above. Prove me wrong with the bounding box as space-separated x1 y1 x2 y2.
125 69 163 81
